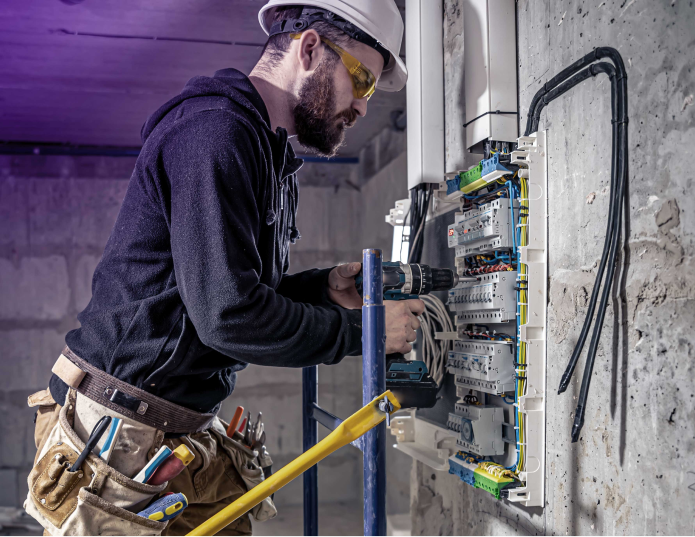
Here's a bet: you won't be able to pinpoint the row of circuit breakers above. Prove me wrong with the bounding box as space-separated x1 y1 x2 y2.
446 197 516 455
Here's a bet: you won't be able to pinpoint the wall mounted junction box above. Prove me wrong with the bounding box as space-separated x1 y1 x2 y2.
463 0 518 152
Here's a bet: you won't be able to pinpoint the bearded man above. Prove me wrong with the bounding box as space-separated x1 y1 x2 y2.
27 2 423 535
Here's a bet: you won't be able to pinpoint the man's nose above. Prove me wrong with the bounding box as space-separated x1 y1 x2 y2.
352 97 368 118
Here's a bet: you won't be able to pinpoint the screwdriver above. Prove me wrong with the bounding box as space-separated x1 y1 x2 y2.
69 416 112 473
138 492 188 522
147 445 195 486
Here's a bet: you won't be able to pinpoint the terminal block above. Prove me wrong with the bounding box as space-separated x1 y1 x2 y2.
448 453 477 486
448 454 515 499
447 403 505 456
474 466 515 500
447 198 518 257
447 339 515 395
447 272 516 322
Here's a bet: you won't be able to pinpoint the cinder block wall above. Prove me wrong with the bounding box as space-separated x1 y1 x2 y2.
0 155 134 507
410 1 695 535
0 152 411 513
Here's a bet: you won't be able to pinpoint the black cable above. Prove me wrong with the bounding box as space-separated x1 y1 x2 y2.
408 184 433 264
522 49 628 442
463 109 519 128
571 121 628 442
572 62 628 442
524 47 626 136
549 64 620 394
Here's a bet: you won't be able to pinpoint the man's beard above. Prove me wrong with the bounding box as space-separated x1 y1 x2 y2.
293 55 357 157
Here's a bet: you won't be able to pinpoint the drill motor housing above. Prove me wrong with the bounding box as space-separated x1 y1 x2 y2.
356 262 459 409
357 262 459 300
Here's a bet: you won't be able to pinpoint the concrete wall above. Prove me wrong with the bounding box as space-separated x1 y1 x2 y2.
410 1 695 535
0 150 411 515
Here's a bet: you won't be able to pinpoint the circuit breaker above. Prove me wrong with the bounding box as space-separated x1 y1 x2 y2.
447 340 515 395
447 271 516 322
447 403 505 456
447 198 518 256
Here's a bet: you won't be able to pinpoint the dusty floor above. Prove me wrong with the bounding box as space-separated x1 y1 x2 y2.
252 501 363 536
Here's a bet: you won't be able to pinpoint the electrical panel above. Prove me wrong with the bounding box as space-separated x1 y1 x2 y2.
447 403 504 456
390 133 548 508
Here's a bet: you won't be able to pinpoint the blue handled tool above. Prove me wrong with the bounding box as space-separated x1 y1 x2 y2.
138 492 188 522
99 417 123 464
133 445 172 483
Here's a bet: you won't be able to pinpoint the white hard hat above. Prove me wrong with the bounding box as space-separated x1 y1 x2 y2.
258 0 407 92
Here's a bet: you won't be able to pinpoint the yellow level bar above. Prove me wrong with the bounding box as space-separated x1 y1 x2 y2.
187 391 401 536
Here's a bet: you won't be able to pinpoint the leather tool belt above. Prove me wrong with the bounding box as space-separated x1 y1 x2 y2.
53 346 217 434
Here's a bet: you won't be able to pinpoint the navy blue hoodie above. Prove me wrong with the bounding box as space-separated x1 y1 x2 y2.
50 69 363 415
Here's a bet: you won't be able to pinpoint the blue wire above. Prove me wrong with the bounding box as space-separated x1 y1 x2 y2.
506 271 522 472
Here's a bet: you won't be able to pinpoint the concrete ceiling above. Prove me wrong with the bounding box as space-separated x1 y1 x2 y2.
0 0 406 157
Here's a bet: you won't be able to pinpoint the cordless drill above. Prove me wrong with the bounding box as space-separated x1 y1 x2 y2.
356 261 459 300
356 262 464 409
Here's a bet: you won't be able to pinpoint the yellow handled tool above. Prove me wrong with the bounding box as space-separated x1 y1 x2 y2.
187 391 401 536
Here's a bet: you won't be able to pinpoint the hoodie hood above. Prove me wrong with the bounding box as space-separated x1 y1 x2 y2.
141 68 273 143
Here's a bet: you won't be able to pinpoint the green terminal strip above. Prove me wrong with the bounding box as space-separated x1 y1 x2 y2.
473 467 514 500
458 162 482 191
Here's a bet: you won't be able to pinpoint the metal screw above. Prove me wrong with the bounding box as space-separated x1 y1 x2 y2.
78 473 83 479
378 397 394 427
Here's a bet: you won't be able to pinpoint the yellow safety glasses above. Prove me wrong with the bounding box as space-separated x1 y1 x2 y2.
291 33 377 100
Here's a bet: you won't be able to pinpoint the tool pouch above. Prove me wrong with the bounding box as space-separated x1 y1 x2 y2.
210 422 277 523
25 390 168 536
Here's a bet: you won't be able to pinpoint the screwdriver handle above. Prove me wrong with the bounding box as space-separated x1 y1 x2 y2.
226 406 244 437
69 415 112 473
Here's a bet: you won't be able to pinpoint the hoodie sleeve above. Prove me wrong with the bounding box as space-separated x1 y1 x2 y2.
161 111 362 367
275 268 336 306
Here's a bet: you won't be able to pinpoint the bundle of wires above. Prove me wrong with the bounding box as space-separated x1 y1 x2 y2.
508 175 529 475
524 47 629 442
407 184 434 264
479 461 518 481
418 294 454 387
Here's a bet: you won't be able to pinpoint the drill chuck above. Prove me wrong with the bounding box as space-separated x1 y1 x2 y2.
399 264 458 296
356 262 461 299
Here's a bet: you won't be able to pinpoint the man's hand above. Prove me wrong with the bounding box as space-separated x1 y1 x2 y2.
385 299 425 354
327 263 363 309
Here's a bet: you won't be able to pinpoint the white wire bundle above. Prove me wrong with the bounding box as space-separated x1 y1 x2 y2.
418 294 455 386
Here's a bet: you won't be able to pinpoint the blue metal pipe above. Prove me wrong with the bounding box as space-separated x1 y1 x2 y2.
302 366 319 536
362 249 386 537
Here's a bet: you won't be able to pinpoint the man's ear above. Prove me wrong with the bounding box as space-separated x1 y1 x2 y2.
296 29 323 73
